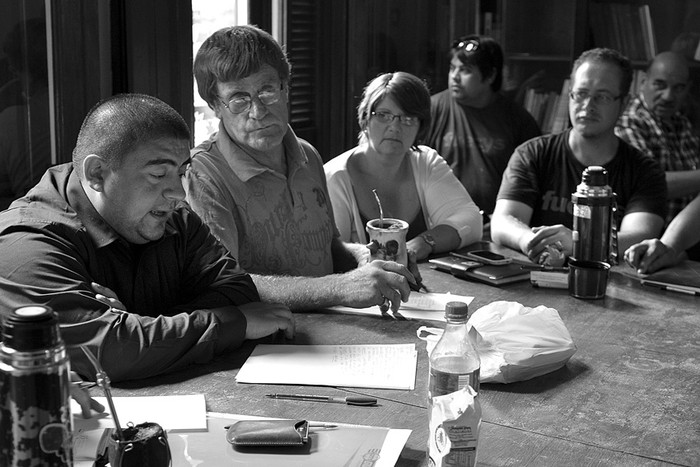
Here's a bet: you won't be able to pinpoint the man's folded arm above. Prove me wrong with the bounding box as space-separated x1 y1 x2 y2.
0 229 251 382
61 305 247 382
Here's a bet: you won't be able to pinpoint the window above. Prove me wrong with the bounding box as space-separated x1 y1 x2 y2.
192 0 248 145
0 0 54 209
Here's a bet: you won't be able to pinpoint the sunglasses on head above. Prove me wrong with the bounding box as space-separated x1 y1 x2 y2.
452 39 479 53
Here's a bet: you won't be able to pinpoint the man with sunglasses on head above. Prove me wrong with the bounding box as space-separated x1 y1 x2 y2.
185 25 416 314
491 48 667 264
426 34 541 221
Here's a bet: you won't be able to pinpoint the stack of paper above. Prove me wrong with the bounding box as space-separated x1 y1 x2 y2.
236 344 418 390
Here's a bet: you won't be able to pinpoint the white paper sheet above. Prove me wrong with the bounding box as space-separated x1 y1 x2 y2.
72 394 207 431
236 343 418 390
167 413 412 467
327 292 474 322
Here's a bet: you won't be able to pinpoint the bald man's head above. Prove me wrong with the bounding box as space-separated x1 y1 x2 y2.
641 51 690 120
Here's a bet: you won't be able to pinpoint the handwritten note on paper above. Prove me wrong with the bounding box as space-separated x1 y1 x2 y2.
327 292 474 322
235 344 418 390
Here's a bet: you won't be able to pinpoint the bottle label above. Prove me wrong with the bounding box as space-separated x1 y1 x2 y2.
428 385 481 467
429 367 480 399
574 204 591 219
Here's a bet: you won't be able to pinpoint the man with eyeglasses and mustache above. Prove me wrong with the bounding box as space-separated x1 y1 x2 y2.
0 94 294 382
426 34 541 221
185 25 416 314
491 48 667 265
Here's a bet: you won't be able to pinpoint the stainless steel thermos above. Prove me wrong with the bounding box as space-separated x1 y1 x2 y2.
0 306 73 466
572 166 614 262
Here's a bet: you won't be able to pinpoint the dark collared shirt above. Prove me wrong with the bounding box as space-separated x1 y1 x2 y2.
0 164 259 382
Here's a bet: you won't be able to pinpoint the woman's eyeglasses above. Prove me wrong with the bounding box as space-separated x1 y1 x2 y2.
371 111 420 127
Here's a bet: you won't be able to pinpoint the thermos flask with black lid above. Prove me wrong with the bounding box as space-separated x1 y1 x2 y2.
0 305 73 466
572 166 614 262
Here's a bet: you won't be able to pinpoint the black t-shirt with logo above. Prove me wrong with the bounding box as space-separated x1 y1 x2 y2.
497 130 667 228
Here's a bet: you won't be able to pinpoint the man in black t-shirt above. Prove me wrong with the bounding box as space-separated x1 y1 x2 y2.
491 48 666 264
426 35 541 218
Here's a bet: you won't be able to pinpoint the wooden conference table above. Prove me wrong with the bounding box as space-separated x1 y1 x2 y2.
104 255 700 467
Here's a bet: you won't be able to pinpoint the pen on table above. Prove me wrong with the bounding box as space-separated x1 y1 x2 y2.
410 279 430 293
519 263 569 272
266 393 378 406
644 282 700 296
223 423 338 430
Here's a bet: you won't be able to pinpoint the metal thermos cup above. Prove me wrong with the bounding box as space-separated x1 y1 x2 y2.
0 306 73 466
572 166 614 262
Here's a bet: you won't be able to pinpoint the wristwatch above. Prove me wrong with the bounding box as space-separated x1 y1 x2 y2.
419 232 436 253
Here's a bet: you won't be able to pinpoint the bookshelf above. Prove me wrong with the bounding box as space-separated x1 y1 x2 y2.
480 0 700 133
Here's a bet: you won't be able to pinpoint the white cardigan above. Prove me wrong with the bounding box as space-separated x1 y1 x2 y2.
324 145 483 247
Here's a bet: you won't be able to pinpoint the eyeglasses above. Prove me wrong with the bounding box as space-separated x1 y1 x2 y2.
371 111 420 127
219 83 283 114
452 39 479 53
569 90 623 106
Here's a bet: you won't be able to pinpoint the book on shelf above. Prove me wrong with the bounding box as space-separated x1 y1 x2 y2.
550 79 571 134
524 78 570 134
589 2 656 61
639 4 656 60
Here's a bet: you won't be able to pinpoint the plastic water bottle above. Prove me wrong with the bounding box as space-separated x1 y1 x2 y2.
427 301 481 467
0 306 73 466
428 301 480 400
571 166 614 262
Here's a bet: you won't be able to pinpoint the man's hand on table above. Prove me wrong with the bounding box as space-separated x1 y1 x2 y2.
624 239 680 274
238 302 295 340
525 224 573 263
70 371 105 418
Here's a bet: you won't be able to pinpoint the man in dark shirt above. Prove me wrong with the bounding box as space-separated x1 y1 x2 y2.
426 34 541 218
0 94 294 382
491 48 666 263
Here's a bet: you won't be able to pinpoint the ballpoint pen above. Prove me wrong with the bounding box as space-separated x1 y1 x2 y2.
519 263 569 272
266 393 378 406
223 422 338 430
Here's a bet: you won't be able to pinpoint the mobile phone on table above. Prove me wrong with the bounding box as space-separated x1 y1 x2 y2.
454 250 512 265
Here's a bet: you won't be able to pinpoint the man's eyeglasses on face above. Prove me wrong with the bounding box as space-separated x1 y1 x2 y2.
220 83 283 114
569 90 623 106
452 39 479 53
371 111 420 127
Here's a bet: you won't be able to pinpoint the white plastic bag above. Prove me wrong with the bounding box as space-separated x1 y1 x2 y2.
418 301 576 383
